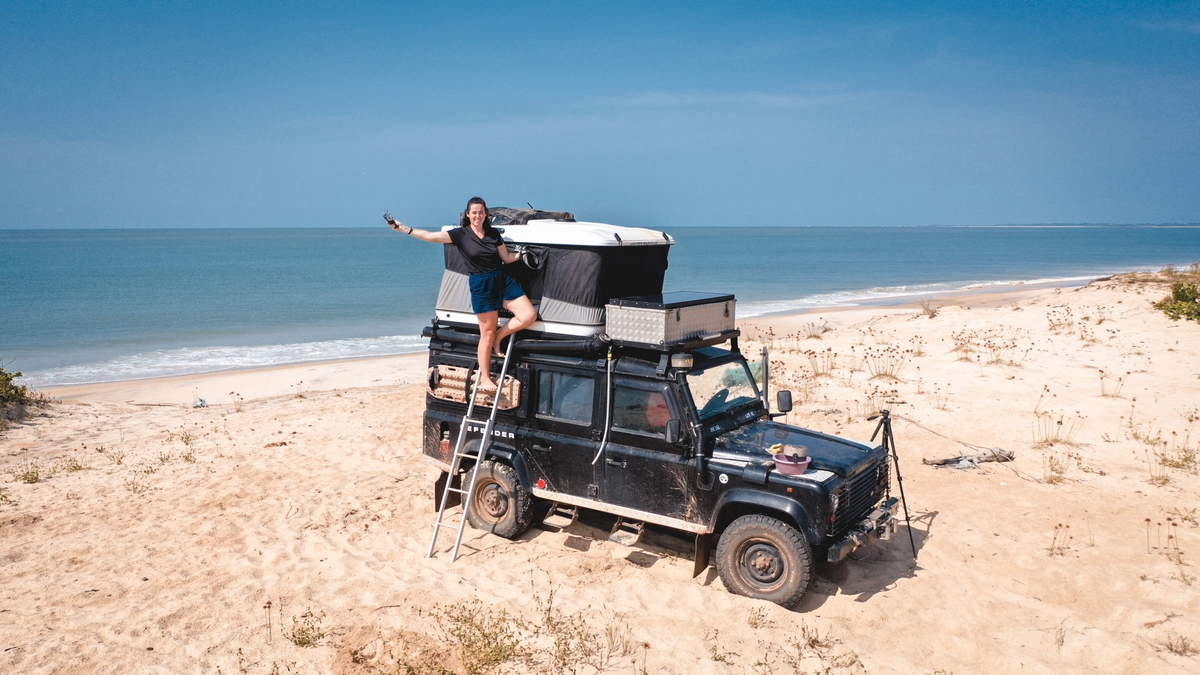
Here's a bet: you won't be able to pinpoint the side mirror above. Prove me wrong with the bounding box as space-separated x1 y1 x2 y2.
776 390 793 413
665 419 681 444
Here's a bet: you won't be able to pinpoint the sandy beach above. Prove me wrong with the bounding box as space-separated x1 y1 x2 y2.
3 273 1199 674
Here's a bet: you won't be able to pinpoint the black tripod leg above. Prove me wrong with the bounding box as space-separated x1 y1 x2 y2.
885 418 918 560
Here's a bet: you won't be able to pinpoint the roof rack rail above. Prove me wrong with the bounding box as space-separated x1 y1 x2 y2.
422 322 609 355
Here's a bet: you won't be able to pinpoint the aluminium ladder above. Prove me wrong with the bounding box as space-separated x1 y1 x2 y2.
426 333 518 561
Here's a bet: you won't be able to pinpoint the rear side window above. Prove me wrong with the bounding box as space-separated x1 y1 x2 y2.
612 386 672 438
537 371 594 425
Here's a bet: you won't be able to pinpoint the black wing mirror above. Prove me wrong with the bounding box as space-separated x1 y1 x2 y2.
776 390 793 413
665 419 681 444
770 391 793 419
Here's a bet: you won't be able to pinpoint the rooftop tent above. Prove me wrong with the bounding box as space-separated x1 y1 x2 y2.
434 208 674 337
488 207 576 225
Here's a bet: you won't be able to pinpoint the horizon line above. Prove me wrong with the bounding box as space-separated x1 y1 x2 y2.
4 222 1200 232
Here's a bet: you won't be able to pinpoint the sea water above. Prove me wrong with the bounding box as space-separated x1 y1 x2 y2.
2 226 1198 386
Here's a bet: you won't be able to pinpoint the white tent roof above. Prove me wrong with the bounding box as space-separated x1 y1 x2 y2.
441 220 674 247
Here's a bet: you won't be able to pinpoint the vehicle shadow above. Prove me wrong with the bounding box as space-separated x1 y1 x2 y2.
501 511 698 571
463 507 939 612
794 509 939 612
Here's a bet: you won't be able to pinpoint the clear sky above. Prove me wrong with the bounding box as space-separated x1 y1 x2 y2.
2 1 1198 229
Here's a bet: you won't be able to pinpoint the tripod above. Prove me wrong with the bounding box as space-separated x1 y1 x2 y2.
869 409 918 560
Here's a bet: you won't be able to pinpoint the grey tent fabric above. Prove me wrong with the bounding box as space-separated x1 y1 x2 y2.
435 269 473 313
539 297 606 325
435 208 670 333
488 207 575 226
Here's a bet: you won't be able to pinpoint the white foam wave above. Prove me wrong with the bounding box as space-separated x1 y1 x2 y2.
737 275 1100 318
26 334 429 387
22 267 1181 385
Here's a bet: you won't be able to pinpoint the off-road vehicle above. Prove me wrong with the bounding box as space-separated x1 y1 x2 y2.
420 209 900 607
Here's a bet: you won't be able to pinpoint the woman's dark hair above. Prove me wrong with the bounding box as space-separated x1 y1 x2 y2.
459 196 492 228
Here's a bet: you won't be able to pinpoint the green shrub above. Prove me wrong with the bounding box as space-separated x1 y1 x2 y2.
1 363 46 431
0 364 33 409
1155 283 1200 322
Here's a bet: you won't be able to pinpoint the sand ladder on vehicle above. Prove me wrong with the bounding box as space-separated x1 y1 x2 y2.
426 334 518 561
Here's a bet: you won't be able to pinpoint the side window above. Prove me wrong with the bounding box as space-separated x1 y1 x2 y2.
612 385 672 438
536 370 594 426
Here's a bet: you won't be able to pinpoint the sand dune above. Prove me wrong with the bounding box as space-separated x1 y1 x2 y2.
3 275 1199 674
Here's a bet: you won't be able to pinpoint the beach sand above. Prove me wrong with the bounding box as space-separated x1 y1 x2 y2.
3 275 1199 674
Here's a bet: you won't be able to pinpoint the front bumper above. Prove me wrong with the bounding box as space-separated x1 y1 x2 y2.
826 497 900 562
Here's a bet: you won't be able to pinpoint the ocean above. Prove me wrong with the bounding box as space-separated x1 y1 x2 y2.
3 225 1198 386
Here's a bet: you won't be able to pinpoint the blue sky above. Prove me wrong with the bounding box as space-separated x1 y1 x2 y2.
2 1 1198 228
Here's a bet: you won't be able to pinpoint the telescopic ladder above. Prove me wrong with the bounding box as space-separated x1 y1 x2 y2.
426 333 518 561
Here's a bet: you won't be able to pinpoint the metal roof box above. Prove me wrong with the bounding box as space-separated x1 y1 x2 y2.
606 292 737 348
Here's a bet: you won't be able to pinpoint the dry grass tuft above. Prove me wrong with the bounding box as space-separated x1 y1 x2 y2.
919 298 940 318
1043 452 1070 484
1048 523 1073 557
1145 450 1171 487
11 460 45 484
1160 633 1198 657
804 348 838 377
283 607 326 648
803 321 829 339
862 346 910 380
1098 370 1129 398
1033 412 1085 448
124 478 148 494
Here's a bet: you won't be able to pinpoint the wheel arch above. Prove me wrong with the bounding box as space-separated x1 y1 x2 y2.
710 489 820 546
481 445 532 491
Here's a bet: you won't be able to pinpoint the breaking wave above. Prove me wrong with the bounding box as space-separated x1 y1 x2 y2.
25 334 429 387
736 275 1100 318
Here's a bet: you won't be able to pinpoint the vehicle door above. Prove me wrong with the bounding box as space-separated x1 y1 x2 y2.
520 367 601 499
601 380 696 523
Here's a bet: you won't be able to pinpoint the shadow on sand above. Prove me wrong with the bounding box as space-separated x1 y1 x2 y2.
794 509 939 612
455 505 940 614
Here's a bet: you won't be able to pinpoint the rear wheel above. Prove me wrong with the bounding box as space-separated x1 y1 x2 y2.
716 514 813 607
464 460 533 539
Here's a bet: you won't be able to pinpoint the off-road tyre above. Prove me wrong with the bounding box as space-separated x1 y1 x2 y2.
464 460 533 539
716 514 813 607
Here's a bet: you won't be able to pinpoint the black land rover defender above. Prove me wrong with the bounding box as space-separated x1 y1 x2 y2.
421 306 900 607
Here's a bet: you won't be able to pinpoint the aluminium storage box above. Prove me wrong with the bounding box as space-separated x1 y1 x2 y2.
605 292 736 347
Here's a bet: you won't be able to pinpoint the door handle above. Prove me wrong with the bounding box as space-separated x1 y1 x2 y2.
532 444 551 453
605 458 627 468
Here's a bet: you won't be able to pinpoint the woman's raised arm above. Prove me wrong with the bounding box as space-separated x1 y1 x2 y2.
385 215 452 243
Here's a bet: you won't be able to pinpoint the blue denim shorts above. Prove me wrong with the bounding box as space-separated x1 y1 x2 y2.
468 269 525 313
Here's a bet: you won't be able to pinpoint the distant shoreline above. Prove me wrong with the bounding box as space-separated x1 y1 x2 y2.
40 277 1096 405
9 227 1197 385
4 223 1200 231
26 276 1110 391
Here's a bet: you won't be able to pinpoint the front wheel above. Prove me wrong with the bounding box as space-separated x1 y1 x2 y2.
464 460 533 539
716 514 813 607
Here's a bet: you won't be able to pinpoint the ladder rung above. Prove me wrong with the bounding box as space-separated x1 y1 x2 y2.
428 333 518 561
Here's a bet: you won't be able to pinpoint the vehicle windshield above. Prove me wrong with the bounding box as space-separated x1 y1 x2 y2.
686 359 760 419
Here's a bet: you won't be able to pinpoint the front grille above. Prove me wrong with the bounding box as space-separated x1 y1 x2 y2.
832 461 889 536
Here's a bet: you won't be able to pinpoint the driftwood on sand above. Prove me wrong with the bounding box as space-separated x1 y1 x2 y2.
922 447 1015 469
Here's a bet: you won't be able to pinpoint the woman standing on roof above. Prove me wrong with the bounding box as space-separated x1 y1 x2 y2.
386 196 537 390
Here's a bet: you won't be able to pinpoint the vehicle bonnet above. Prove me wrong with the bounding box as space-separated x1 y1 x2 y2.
712 420 878 478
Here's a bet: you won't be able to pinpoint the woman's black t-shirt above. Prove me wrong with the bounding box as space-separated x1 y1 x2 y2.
448 225 504 275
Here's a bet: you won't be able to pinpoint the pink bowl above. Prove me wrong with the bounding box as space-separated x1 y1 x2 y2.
773 454 812 475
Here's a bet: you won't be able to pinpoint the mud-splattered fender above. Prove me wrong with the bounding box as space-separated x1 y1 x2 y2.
707 488 821 546
482 445 532 491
